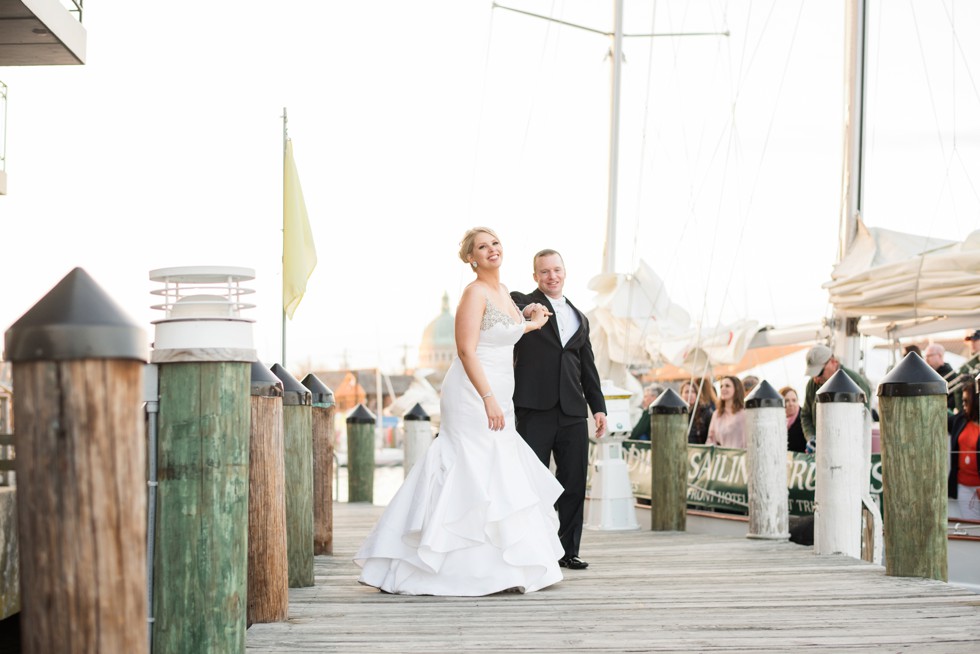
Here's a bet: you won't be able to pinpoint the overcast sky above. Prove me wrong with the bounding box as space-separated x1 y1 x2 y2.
1 1 977 390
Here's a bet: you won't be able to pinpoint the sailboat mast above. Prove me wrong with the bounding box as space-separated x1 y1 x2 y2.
602 0 625 276
835 0 868 368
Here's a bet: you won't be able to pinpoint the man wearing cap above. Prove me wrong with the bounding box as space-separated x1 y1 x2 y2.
955 330 980 389
800 344 872 447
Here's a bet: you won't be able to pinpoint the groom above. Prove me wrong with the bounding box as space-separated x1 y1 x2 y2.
511 249 607 570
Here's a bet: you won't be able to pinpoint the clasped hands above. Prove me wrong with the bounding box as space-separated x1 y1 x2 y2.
522 303 552 329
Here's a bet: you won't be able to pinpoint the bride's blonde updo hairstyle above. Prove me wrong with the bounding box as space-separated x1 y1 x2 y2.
458 226 501 265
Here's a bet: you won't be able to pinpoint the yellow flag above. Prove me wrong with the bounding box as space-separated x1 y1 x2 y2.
283 139 317 319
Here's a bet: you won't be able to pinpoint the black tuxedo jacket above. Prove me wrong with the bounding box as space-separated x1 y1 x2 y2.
510 289 606 418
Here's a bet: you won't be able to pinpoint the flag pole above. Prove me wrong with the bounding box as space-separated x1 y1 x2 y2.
281 106 288 367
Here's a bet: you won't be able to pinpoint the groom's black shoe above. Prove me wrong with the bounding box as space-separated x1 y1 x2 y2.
558 555 589 570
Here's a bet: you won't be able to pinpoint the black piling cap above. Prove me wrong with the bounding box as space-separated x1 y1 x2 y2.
251 361 283 398
877 351 948 397
301 373 336 408
816 369 866 403
650 388 688 415
347 403 376 424
270 363 312 406
404 403 430 421
745 380 784 409
4 267 146 362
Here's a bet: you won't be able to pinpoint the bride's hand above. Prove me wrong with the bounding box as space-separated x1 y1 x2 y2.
484 395 505 431
527 305 551 330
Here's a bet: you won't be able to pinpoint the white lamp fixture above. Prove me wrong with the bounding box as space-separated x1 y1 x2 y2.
149 266 257 364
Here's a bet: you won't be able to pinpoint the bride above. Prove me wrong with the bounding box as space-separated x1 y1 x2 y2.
355 227 565 595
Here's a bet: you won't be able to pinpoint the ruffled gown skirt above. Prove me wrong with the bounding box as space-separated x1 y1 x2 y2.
355 326 565 596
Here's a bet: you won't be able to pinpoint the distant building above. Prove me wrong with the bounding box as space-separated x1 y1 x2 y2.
309 368 413 415
418 291 456 381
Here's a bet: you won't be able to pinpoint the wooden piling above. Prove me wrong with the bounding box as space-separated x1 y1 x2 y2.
347 405 377 503
302 374 337 556
5 269 148 654
649 389 688 531
271 364 314 588
877 352 948 581
744 381 789 540
154 362 250 652
247 362 288 625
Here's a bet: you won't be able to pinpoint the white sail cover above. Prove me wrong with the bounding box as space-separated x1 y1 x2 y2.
825 219 980 338
587 260 762 378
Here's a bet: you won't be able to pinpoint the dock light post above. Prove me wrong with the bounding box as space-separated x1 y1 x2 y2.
649 388 688 532
877 352 948 581
814 369 866 559
248 362 288 625
586 382 639 531
148 266 255 653
271 363 314 588
402 403 432 478
347 404 377 503
4 268 148 654
744 381 789 540
302 373 336 556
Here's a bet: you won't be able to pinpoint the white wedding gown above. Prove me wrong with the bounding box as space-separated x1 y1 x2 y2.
355 297 565 595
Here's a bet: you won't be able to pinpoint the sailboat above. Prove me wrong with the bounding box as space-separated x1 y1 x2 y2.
493 0 980 592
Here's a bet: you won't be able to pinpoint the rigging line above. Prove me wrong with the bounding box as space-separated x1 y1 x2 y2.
909 1 951 173
939 0 980 107
630 0 661 275
466 4 500 220
714 1 806 327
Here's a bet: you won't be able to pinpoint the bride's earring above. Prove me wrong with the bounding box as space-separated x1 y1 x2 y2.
471 261 477 268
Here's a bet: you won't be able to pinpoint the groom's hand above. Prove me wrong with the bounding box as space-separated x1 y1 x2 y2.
594 412 607 438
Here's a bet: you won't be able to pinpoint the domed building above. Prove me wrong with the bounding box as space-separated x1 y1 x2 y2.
418 291 456 380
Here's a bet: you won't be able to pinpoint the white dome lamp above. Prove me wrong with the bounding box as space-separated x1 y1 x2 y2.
149 266 257 363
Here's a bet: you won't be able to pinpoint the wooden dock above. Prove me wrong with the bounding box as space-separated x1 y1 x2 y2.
247 502 980 652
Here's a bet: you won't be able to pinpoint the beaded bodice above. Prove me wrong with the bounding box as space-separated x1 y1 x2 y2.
481 295 522 331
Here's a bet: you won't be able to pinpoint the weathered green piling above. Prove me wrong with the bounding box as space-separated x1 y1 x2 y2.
649 389 688 531
148 265 256 653
347 404 377 503
877 352 948 581
271 363 314 588
302 373 336 556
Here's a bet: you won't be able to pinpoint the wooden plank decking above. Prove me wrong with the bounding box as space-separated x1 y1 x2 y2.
247 502 980 652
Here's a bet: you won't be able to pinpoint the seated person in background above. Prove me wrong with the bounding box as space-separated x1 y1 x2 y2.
779 386 807 453
629 383 663 441
680 378 716 445
706 376 746 449
741 375 759 395
949 382 980 520
924 343 957 412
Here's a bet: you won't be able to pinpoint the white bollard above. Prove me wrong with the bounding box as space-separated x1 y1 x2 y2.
745 381 790 540
402 403 432 478
814 369 867 558
585 381 639 531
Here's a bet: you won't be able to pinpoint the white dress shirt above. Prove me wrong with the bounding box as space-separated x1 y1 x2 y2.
549 295 580 347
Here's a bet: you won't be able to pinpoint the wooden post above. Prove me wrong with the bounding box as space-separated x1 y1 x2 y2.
271 364 314 588
347 405 376 503
247 362 288 625
814 369 866 559
302 373 336 556
149 266 256 654
4 268 148 654
744 381 789 540
877 352 948 581
402 403 432 478
649 389 688 531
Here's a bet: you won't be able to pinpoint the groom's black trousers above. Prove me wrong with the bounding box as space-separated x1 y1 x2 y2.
515 406 589 558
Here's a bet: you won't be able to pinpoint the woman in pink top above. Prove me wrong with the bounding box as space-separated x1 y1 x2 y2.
706 375 746 449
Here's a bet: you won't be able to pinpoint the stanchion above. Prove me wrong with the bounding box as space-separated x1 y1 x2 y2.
402 403 432 478
302 373 336 556
744 380 789 540
649 389 688 532
347 404 377 503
